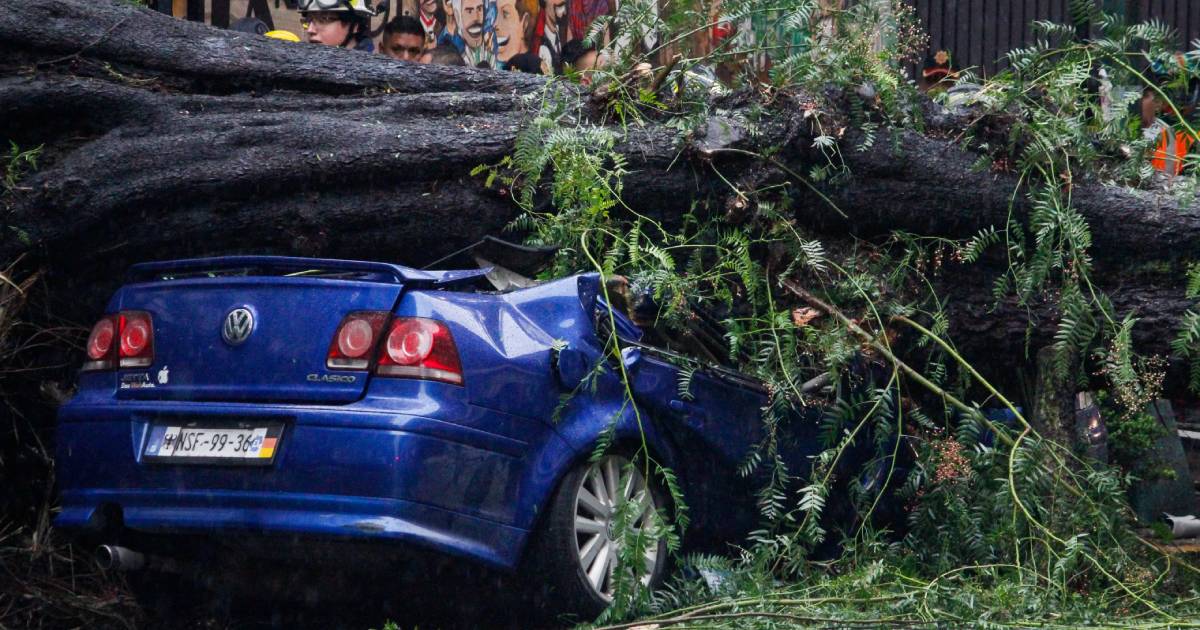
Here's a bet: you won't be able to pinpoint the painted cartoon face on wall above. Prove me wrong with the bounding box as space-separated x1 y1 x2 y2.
494 0 529 61
544 0 566 28
458 0 486 48
443 0 457 40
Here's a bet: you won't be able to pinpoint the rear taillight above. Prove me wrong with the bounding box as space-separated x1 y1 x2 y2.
119 311 154 367
327 311 389 370
376 317 463 385
83 316 118 371
82 311 155 371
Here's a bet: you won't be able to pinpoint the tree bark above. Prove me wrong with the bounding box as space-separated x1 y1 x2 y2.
0 0 1196 380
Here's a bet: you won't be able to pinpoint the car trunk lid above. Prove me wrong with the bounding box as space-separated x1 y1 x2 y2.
112 258 413 404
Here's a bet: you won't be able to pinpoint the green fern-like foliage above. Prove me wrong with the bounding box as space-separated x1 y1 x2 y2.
1172 310 1200 394
1186 262 1200 298
1051 284 1098 381
469 4 1200 623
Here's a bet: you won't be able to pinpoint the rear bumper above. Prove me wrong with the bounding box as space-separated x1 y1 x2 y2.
56 489 525 569
55 397 559 570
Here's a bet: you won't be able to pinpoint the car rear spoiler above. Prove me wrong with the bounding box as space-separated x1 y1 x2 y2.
421 235 559 277
126 256 490 286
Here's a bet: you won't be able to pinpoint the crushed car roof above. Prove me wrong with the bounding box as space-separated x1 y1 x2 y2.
126 255 490 286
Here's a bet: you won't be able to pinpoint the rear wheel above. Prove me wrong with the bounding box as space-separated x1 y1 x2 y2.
526 453 671 622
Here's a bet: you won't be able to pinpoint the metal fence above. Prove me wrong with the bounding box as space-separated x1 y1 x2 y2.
910 0 1200 78
912 0 1068 77
1130 1 1200 49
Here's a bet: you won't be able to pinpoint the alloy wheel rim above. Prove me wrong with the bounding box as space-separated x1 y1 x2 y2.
572 454 661 600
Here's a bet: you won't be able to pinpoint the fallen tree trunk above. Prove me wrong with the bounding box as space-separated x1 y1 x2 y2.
0 73 528 263
0 0 1196 381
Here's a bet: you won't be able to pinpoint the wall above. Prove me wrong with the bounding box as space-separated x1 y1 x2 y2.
171 0 622 71
168 1 1200 76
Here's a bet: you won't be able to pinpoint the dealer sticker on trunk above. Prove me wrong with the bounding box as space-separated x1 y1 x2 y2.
142 422 283 465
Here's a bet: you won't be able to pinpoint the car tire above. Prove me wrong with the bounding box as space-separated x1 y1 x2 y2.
524 451 672 623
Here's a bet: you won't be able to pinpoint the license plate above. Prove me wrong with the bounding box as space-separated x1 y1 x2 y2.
143 422 284 465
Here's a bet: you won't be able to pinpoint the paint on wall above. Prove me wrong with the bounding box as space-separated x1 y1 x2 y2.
203 0 629 71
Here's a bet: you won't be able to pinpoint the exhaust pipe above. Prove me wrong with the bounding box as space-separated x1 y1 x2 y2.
96 545 146 571
1164 514 1200 538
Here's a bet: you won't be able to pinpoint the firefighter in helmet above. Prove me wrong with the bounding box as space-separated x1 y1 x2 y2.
296 0 377 52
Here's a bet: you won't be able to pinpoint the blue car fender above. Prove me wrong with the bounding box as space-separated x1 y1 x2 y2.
542 373 680 484
554 397 678 468
510 393 679 559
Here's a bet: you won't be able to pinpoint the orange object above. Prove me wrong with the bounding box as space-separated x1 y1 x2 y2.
711 21 734 46
1151 127 1195 175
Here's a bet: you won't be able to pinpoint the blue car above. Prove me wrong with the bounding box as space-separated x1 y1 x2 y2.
55 255 830 618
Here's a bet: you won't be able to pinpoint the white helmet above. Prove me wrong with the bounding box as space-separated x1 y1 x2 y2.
295 0 376 16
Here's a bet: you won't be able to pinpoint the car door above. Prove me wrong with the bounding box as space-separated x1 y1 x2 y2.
622 347 769 544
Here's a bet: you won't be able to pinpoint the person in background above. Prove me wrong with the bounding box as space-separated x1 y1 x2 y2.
295 0 376 52
421 43 468 66
1141 85 1193 177
1141 53 1200 177
230 17 269 35
230 15 300 43
561 39 598 84
381 16 426 62
266 30 302 42
506 52 542 73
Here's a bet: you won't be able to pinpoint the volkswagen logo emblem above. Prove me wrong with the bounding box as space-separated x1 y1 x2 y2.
222 308 255 346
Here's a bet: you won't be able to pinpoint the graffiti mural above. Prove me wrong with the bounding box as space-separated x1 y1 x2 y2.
173 0 645 72
494 0 538 69
411 0 609 71
410 0 662 71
